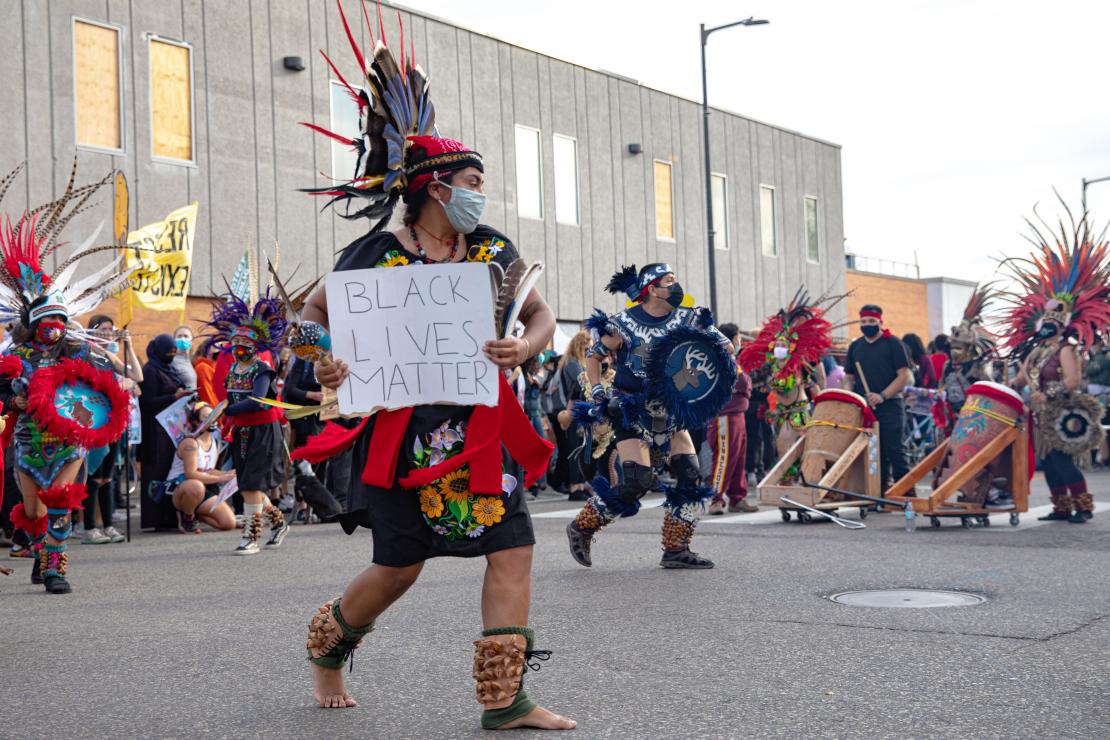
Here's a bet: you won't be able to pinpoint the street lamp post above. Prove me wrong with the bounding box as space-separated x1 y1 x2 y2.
701 16 768 315
1081 175 1110 215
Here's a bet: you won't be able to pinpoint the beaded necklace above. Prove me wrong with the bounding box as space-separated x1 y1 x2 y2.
409 226 460 263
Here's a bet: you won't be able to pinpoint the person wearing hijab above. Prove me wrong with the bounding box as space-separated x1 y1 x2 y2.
139 335 191 529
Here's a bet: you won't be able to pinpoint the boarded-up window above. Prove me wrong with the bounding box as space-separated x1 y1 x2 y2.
805 196 820 262
150 38 193 162
74 20 122 151
654 160 673 240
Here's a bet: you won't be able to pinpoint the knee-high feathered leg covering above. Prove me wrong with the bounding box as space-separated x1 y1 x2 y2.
660 481 713 551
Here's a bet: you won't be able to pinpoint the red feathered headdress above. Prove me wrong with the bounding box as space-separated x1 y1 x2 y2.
740 287 836 381
999 201 1110 356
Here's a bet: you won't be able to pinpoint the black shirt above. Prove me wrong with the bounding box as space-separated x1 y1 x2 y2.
845 334 909 401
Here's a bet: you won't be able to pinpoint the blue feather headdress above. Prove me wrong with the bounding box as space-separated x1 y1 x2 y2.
605 263 673 303
206 290 289 353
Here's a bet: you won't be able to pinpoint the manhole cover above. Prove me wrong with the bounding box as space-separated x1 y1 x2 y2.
829 589 986 608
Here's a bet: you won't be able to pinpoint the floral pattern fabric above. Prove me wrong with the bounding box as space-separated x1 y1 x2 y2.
413 420 516 540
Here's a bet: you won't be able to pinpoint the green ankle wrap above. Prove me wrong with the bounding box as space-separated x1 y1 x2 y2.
481 689 536 730
307 597 374 669
482 626 534 655
478 626 538 729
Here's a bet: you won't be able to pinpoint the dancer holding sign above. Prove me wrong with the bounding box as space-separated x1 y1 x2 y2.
293 8 572 731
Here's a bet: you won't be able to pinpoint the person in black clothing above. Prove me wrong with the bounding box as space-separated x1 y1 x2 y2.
139 334 192 529
745 365 777 483
842 305 913 490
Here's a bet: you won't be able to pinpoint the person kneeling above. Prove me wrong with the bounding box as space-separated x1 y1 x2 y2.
168 402 237 533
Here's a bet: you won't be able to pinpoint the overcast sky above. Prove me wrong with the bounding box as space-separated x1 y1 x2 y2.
400 0 1110 283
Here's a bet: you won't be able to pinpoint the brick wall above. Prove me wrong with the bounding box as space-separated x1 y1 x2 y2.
845 271 931 342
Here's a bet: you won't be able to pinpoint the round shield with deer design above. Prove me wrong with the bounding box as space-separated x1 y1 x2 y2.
644 325 737 431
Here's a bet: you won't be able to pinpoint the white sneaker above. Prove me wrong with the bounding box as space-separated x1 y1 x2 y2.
234 538 260 556
104 526 126 543
81 528 110 545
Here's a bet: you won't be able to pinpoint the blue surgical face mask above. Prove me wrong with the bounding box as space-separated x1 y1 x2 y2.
175 337 192 352
435 178 485 234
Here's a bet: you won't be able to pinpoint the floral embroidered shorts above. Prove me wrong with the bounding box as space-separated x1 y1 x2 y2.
339 416 536 568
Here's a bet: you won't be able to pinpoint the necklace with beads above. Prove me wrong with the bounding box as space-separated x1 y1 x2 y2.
410 225 461 263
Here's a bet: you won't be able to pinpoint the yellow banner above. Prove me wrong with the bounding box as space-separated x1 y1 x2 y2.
120 202 198 325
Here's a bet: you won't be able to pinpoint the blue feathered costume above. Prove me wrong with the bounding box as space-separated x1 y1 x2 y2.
566 263 733 570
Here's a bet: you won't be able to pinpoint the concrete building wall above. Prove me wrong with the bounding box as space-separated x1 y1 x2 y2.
2 0 845 333
925 277 977 341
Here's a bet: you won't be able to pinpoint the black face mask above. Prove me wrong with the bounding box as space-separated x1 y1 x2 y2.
861 324 880 338
1036 323 1059 339
664 282 685 309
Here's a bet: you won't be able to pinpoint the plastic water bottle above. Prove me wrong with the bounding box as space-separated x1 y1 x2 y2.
904 504 917 532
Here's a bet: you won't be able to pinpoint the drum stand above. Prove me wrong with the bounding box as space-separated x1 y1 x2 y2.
758 424 881 524
885 424 1030 528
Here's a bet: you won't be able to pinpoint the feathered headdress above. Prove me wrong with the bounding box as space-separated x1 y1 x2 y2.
206 291 289 354
301 1 482 233
605 263 672 303
0 161 135 337
949 283 998 364
739 287 840 381
999 201 1110 357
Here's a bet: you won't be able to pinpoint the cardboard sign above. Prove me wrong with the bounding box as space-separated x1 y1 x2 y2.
326 262 498 414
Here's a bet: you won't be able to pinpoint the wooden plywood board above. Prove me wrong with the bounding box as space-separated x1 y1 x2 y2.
151 39 193 161
653 160 673 239
75 21 121 150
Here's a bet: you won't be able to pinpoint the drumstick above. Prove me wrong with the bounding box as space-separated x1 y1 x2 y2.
855 362 876 405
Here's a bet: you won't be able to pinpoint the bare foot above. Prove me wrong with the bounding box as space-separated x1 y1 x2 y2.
494 705 576 730
311 662 357 709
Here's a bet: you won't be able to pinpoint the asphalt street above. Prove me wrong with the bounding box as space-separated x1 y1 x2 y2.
2 471 1109 739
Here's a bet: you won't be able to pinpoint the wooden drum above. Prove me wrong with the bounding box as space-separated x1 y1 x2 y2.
801 389 875 482
935 381 1025 502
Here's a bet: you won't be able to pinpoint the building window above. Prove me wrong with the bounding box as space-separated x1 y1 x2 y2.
149 37 194 163
804 196 819 262
760 185 776 256
711 173 728 249
74 19 124 152
514 125 543 220
552 134 579 225
654 160 674 240
329 81 362 181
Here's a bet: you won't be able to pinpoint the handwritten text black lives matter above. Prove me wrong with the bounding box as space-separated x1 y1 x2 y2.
327 263 499 412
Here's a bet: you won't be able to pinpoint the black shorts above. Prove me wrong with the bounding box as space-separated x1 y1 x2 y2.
337 412 536 569
231 421 285 491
